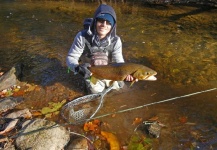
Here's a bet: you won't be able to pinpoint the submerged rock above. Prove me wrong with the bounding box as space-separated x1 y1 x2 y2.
0 64 23 91
0 97 24 114
15 119 70 150
66 137 89 150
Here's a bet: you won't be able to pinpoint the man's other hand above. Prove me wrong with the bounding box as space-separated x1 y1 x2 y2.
125 75 138 82
76 63 92 78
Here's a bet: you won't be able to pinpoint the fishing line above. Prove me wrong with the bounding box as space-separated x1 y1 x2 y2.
92 87 217 119
10 87 217 139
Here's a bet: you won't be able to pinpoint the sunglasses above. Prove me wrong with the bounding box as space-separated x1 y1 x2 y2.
96 18 111 25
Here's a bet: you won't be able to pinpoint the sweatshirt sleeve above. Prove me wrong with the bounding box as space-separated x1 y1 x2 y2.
111 37 125 63
66 32 85 72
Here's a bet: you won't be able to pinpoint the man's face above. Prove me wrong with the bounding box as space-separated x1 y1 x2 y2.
96 18 112 39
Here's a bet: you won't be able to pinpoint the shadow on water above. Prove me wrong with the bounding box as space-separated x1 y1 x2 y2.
168 5 214 21
0 1 92 115
0 1 88 92
18 52 84 90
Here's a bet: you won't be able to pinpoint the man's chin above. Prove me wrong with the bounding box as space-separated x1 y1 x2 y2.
98 31 109 36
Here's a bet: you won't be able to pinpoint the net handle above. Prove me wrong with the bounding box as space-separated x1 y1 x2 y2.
89 86 113 119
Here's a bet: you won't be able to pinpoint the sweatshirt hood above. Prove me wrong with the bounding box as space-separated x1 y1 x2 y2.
89 4 117 38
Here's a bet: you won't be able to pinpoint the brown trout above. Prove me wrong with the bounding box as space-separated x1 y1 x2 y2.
89 63 157 85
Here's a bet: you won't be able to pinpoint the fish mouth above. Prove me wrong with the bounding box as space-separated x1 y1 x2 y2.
145 75 157 81
144 72 157 81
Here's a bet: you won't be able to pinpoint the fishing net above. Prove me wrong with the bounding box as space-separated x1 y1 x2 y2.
61 86 113 125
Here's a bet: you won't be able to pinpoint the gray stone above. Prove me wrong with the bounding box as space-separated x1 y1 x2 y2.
16 119 70 150
66 137 88 150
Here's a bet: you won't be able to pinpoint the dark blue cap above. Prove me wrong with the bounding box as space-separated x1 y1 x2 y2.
96 13 114 27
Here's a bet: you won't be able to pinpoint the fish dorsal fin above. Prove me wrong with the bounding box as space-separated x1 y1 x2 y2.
130 70 141 86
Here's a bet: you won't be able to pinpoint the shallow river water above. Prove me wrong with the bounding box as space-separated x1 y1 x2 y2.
0 1 217 149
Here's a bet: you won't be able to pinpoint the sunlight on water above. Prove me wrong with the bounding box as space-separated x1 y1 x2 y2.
0 1 216 87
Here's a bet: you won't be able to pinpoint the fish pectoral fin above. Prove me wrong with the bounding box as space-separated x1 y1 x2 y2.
130 81 135 87
90 76 98 85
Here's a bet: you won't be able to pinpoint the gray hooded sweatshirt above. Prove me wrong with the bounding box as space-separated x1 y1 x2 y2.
66 4 124 72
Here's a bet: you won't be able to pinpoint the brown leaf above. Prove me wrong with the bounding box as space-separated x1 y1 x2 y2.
148 116 159 121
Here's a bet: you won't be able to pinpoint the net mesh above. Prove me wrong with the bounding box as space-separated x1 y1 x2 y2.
61 86 113 124
61 93 101 124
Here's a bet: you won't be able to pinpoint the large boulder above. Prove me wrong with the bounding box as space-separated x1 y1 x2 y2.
16 119 70 150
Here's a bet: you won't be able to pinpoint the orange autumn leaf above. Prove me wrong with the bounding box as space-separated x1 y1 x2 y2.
83 122 98 132
84 123 89 132
132 117 142 125
13 90 25 97
89 123 97 131
179 116 188 123
93 119 100 125
31 111 42 117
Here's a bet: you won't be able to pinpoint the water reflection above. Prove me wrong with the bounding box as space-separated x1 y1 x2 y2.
0 1 216 149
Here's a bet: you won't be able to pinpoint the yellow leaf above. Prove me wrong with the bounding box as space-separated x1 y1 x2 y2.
41 107 54 114
101 131 120 150
45 113 52 118
25 84 37 92
41 100 67 115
